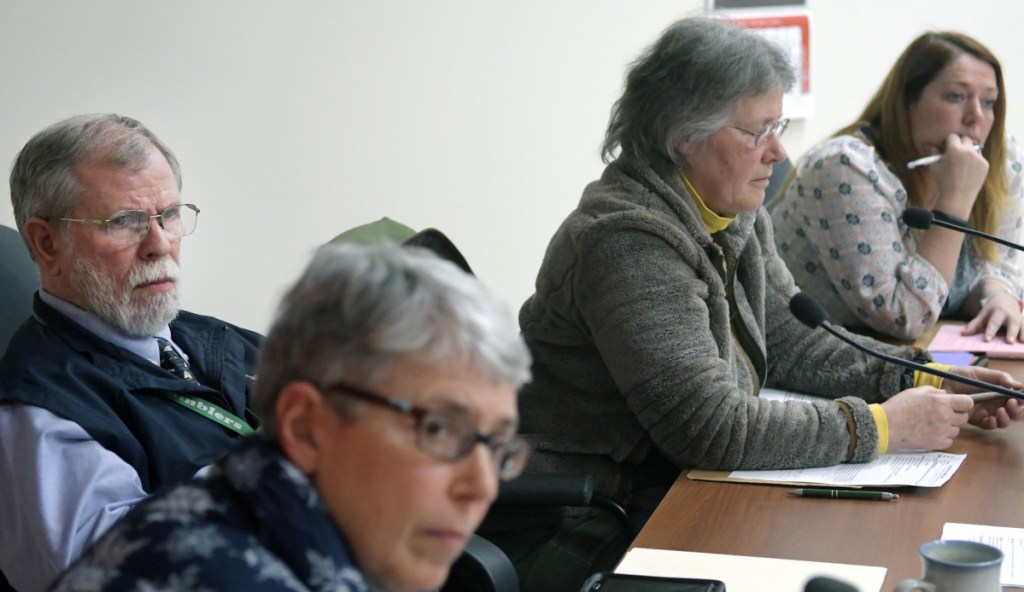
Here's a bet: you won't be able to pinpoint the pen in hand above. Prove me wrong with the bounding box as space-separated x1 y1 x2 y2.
789 488 899 501
907 145 983 169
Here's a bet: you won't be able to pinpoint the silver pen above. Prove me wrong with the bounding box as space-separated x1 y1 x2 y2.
906 145 983 169
970 391 1010 402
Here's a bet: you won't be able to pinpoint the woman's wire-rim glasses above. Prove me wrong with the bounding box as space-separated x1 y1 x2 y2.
60 203 200 244
319 380 531 481
730 118 790 147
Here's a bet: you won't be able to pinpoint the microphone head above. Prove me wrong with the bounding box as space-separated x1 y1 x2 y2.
902 207 934 229
804 576 859 592
789 292 828 329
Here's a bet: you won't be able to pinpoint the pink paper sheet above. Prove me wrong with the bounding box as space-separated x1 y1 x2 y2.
927 324 1024 359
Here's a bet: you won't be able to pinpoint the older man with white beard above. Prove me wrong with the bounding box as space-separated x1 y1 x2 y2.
0 114 262 592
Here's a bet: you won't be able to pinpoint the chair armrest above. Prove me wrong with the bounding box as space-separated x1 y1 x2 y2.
441 533 519 592
496 474 636 538
496 474 594 507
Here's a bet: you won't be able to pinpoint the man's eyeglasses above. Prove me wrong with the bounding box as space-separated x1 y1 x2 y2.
729 118 790 147
319 381 531 481
60 204 200 244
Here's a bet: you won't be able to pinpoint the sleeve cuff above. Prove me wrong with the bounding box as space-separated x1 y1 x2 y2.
869 404 888 455
913 363 953 389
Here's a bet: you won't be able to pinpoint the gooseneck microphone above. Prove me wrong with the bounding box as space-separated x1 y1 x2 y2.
789 292 1024 400
902 206 1024 253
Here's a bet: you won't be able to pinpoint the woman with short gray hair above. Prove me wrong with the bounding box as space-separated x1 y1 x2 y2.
484 16 1022 592
51 243 532 592
602 16 793 168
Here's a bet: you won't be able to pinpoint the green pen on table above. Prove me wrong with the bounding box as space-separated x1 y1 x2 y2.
789 488 899 501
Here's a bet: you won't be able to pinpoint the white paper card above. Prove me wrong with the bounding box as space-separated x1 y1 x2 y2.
615 547 886 592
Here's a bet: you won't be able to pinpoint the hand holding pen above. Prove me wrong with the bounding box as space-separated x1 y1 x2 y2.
907 143 983 169
912 134 990 221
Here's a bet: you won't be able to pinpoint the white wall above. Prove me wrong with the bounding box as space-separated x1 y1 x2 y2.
2 1 1022 333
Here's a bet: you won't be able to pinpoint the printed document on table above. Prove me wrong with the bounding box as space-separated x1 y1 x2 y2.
722 450 964 487
686 388 966 488
942 522 1024 588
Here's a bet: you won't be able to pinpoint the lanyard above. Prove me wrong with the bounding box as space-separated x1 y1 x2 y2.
164 393 255 437
33 301 255 437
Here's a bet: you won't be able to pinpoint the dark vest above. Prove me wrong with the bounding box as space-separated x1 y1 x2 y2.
0 295 262 492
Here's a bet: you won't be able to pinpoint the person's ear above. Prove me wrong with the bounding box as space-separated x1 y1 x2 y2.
674 139 694 161
276 381 328 475
22 217 66 277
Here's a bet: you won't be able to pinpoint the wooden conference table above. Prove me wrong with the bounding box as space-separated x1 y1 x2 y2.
630 356 1024 591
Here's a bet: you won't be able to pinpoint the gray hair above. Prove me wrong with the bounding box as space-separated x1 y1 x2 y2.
254 242 532 441
10 114 182 241
602 17 795 168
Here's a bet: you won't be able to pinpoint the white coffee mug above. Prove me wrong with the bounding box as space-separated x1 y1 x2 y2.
894 539 1003 592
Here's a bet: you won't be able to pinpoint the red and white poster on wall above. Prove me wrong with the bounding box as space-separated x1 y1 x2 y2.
707 1 813 119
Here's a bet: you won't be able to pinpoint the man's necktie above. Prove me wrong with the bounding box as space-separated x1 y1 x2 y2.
156 337 195 382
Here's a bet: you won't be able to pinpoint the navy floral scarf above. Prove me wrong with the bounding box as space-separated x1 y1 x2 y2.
50 437 368 592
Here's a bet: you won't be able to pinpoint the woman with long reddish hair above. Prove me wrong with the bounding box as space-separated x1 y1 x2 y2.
773 32 1024 342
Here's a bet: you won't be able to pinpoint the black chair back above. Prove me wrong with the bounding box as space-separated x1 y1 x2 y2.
763 157 793 214
0 224 38 358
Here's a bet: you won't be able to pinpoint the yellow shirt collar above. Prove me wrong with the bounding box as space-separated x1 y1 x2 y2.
680 173 735 234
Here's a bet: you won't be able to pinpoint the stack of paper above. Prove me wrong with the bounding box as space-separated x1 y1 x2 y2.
693 450 966 488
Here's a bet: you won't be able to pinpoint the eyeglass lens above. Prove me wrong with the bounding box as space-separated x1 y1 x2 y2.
321 381 530 480
755 119 789 146
415 410 529 480
111 204 199 239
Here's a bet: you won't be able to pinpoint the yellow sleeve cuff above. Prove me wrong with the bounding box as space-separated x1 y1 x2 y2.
913 363 953 388
870 403 888 455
